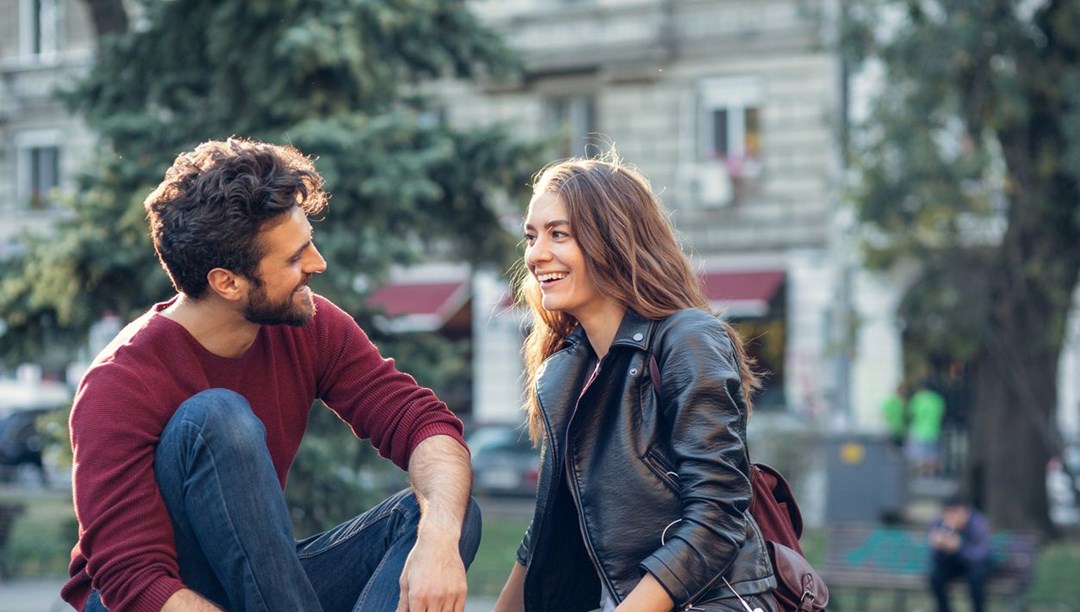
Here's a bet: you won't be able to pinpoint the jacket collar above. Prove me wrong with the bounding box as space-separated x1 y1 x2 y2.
609 309 655 353
563 308 655 355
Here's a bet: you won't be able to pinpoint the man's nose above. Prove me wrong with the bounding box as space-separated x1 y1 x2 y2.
306 245 328 274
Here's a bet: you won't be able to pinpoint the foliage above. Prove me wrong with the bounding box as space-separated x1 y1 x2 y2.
0 0 545 367
841 0 1080 531
0 0 546 548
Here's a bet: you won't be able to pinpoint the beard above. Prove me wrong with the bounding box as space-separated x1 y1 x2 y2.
243 277 316 327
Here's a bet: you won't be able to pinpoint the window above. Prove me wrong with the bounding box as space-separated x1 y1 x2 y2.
698 76 764 179
16 132 62 210
19 0 60 58
545 94 598 158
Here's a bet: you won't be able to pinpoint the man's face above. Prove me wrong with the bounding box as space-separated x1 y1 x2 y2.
243 207 326 327
942 505 970 530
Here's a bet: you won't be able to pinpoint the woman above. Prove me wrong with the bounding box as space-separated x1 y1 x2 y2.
493 152 778 612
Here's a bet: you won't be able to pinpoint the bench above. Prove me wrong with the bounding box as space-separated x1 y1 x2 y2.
822 522 1040 612
0 501 26 579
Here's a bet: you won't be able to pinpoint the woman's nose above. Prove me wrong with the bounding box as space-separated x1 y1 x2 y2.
525 240 550 266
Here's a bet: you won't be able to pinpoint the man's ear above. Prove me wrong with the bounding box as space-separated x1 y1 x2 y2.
206 268 247 302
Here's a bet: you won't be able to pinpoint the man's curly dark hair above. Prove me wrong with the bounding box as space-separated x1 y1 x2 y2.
144 137 328 297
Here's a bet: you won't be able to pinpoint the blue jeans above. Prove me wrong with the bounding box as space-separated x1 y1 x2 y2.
85 389 482 612
929 552 993 612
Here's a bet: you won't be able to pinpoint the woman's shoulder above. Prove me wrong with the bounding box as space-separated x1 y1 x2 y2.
658 308 727 336
654 308 735 354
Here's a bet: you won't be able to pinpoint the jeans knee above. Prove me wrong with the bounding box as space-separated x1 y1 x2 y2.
164 389 265 454
460 496 482 565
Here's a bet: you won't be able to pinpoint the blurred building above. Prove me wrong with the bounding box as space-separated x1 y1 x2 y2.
0 0 97 258
2 0 1077 445
417 0 873 424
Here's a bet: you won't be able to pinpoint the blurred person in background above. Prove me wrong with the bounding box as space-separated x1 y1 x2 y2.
492 152 777 612
64 138 480 612
928 497 994 612
881 381 910 452
907 383 946 476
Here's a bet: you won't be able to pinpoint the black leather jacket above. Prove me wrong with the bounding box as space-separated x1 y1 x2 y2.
516 309 776 611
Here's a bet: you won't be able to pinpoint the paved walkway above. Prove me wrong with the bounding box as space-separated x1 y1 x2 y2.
1 578 67 612
0 578 496 611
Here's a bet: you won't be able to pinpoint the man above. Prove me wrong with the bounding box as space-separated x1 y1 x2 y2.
62 138 480 612
928 497 994 612
908 384 946 475
881 382 909 451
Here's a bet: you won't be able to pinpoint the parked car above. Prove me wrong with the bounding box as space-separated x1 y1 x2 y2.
0 379 70 487
467 424 539 498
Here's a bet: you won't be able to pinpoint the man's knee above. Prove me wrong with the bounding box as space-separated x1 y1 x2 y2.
161 389 266 454
460 496 483 566
176 392 264 440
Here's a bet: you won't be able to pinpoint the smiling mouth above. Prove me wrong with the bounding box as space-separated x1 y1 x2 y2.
536 272 567 285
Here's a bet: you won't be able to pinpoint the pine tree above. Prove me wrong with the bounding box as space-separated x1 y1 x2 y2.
0 0 544 532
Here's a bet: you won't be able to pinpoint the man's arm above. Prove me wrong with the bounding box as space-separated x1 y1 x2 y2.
162 589 221 611
397 434 473 612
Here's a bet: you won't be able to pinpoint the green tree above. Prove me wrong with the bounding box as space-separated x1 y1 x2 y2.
843 0 1080 533
0 0 544 529
0 0 542 365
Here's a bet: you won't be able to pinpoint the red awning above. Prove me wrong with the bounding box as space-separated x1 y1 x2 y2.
701 269 785 317
368 280 470 332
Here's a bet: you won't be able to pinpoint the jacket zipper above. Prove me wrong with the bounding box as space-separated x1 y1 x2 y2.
562 360 621 603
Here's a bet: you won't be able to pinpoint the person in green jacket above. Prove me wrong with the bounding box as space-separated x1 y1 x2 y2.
881 383 910 451
907 385 946 475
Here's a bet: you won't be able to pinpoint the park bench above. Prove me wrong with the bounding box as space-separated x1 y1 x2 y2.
0 501 25 579
821 522 1040 612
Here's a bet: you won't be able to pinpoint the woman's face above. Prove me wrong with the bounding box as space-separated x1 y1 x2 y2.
523 192 616 321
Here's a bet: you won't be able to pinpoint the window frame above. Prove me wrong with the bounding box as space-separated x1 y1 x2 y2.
544 93 598 158
18 0 62 59
697 75 764 175
15 130 64 211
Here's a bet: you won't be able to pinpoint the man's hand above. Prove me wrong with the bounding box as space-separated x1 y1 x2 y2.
929 528 960 553
397 531 468 612
398 434 473 611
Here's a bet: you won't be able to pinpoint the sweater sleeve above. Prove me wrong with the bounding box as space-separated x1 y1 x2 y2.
69 366 187 612
312 297 466 469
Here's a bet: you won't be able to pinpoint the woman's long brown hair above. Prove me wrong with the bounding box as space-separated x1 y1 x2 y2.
512 151 761 443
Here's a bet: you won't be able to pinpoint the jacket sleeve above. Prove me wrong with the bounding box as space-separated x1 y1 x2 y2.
516 521 534 566
638 311 753 605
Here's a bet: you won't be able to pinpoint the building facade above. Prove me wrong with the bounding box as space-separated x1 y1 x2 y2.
0 0 97 257
3 0 1075 445
432 0 886 425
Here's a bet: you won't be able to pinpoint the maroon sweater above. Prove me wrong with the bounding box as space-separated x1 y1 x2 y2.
62 295 466 611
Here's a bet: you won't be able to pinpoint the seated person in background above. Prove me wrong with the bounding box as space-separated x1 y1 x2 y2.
928 497 994 612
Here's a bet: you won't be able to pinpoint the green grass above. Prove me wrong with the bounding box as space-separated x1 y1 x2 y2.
468 512 529 598
0 487 77 577
6 487 1080 612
